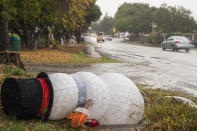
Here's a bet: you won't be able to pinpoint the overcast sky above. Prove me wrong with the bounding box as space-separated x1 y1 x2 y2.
96 0 197 20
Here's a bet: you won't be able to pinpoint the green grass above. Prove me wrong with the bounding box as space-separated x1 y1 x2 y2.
71 53 120 64
0 119 86 131
135 83 150 88
0 123 26 131
0 122 53 131
3 65 32 77
32 123 53 131
136 83 197 130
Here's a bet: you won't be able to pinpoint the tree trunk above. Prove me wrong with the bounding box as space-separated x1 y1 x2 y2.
65 34 71 44
29 31 34 49
32 28 43 50
76 36 81 44
0 17 25 70
23 25 29 48
0 17 9 51
45 33 49 48
33 33 39 50
75 32 81 44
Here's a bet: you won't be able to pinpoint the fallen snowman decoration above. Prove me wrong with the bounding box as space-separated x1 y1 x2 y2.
1 72 144 127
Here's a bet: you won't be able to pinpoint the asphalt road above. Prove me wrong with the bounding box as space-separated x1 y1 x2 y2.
26 37 197 97
96 38 197 97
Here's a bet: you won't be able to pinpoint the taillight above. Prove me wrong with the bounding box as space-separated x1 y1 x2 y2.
176 41 181 44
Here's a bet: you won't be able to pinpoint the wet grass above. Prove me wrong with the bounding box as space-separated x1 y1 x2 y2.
0 65 34 87
0 118 92 131
3 65 32 78
0 119 74 131
137 84 197 130
70 52 120 64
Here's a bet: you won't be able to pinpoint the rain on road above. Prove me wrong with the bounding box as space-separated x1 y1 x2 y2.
26 38 197 97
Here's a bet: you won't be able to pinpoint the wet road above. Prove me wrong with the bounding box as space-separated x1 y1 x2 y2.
26 38 197 97
97 38 197 97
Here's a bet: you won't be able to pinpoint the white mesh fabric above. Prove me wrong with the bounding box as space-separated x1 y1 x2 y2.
71 72 110 120
48 73 78 120
99 73 144 125
74 107 90 117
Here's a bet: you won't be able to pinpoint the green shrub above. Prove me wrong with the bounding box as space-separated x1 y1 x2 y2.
149 32 163 45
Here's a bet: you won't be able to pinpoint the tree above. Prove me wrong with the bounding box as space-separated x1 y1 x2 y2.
115 3 152 36
100 15 114 34
1 0 101 51
91 22 102 33
9 0 56 49
91 15 114 34
0 0 16 51
0 0 26 69
152 4 197 33
73 0 101 43
56 0 101 44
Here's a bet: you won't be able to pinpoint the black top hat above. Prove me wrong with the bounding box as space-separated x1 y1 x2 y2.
1 78 43 119
1 72 53 120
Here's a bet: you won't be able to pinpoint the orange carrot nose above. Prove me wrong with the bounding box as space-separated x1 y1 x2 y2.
71 112 87 128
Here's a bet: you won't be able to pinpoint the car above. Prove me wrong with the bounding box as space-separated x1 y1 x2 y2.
125 35 130 40
91 33 97 37
97 36 105 42
106 35 112 41
161 36 194 52
97 32 105 42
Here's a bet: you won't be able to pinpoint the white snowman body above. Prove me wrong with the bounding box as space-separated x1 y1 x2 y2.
99 73 144 125
71 72 110 120
48 72 144 125
48 73 78 120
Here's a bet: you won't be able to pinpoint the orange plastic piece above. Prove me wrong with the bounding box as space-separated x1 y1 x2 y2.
71 112 87 128
66 113 73 120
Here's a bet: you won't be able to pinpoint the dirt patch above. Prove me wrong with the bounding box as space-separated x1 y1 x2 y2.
20 43 119 64
21 43 86 63
21 49 73 63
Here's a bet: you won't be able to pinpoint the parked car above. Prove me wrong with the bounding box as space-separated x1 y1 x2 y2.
125 35 130 40
106 35 112 41
161 36 194 52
